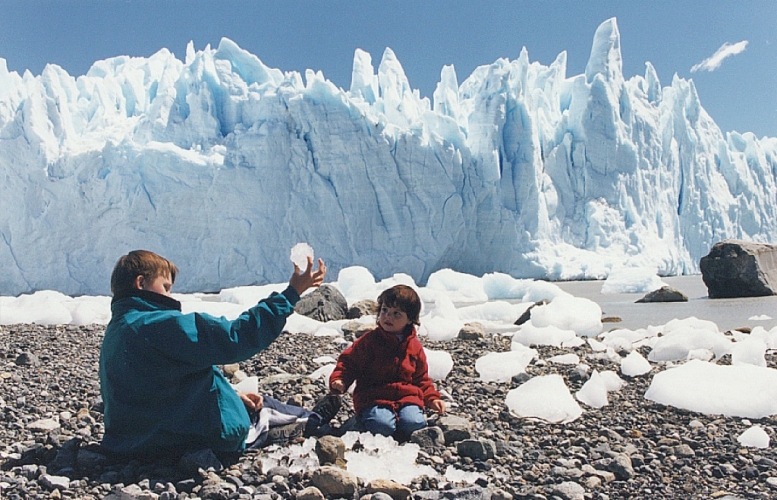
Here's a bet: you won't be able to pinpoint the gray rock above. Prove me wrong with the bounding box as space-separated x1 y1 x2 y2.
311 465 358 498
410 426 446 448
366 478 412 500
39 474 70 491
341 320 377 339
295 284 348 321
441 485 490 499
456 438 496 460
548 481 586 500
297 486 326 500
178 449 223 475
315 435 346 465
458 322 486 340
700 239 777 298
15 351 40 366
438 415 472 444
27 418 61 432
636 285 688 303
606 454 634 480
514 300 548 326
346 299 378 319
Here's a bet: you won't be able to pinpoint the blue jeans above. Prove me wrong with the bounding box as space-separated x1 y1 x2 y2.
359 404 427 439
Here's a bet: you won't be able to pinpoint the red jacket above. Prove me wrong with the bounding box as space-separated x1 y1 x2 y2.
330 326 441 414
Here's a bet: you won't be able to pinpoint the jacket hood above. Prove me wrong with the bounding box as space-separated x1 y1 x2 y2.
111 289 181 311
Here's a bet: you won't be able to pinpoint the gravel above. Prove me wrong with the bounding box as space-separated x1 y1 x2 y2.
1 323 776 499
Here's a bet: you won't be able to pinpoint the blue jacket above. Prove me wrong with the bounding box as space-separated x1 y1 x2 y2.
99 286 300 457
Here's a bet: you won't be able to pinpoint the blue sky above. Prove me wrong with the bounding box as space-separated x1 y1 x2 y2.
1 1 774 138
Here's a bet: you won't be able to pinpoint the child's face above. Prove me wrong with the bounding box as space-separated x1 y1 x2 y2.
378 305 411 334
137 273 173 297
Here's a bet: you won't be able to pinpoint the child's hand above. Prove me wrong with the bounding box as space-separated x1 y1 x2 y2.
289 257 326 295
330 379 346 394
238 392 264 412
429 399 446 415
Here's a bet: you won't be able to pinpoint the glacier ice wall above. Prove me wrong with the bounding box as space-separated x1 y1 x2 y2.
1 18 776 295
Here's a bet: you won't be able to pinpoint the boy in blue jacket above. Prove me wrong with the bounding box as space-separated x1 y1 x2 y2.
99 249 326 458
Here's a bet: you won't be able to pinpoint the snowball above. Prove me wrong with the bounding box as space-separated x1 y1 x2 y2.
290 242 314 270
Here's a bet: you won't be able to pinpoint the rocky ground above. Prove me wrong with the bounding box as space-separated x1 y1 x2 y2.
1 322 777 500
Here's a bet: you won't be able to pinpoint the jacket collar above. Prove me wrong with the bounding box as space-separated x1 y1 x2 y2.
111 288 182 311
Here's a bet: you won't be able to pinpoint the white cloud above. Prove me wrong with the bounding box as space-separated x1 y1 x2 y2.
691 40 749 73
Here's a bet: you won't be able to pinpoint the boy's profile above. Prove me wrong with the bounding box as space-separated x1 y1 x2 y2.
99 249 325 457
329 284 445 441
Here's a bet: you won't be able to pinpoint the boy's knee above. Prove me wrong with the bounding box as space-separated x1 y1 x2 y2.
397 405 427 434
360 407 396 436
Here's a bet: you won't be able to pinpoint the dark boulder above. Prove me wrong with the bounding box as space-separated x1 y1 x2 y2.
700 240 777 298
294 284 348 322
636 286 688 303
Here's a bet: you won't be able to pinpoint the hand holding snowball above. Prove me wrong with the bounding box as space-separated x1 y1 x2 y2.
289 256 326 295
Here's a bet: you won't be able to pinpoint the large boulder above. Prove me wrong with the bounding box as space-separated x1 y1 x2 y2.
294 284 348 321
700 240 777 298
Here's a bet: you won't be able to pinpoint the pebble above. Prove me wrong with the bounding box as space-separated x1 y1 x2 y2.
1 324 777 499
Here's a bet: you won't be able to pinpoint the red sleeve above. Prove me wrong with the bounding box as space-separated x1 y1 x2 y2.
329 333 368 392
413 342 441 404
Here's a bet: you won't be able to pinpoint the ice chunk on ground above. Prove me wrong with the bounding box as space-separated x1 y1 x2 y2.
342 432 438 484
599 370 626 391
731 338 767 367
512 322 578 347
505 374 583 423
620 350 651 377
548 354 580 365
529 295 602 337
576 370 609 408
644 360 777 419
425 348 454 380
601 267 666 294
737 426 770 448
475 346 537 383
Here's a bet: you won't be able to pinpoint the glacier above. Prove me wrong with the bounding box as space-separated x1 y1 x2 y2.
1 17 776 296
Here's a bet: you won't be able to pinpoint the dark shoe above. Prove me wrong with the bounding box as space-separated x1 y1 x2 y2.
311 394 342 422
266 422 305 446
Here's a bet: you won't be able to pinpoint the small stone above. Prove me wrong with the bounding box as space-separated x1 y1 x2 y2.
366 478 412 500
548 481 586 500
311 465 358 498
456 439 496 460
674 444 695 458
410 426 445 448
458 322 486 340
438 415 472 444
315 436 346 466
39 474 70 491
297 486 326 500
346 299 378 319
28 418 60 432
15 352 40 366
222 363 240 376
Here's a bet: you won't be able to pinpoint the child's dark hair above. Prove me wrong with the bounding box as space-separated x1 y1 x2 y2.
110 250 178 296
377 285 422 326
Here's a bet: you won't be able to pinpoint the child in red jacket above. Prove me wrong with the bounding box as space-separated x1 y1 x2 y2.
329 285 446 440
